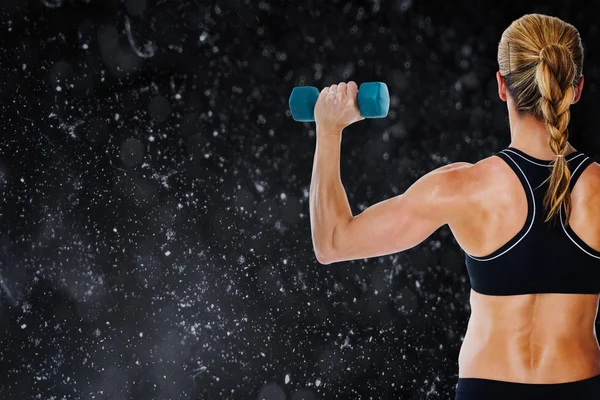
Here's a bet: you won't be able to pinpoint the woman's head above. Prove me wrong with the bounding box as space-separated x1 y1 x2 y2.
497 13 585 225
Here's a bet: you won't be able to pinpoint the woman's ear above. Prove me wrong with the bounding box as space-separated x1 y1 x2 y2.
572 75 584 104
496 71 507 102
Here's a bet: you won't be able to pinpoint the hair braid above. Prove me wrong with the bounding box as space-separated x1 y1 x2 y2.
536 44 577 225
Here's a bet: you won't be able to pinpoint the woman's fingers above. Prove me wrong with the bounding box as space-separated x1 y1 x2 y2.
321 81 357 106
322 82 358 93
323 82 356 97
347 81 358 96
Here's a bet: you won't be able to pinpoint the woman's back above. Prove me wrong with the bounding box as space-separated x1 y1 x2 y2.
451 148 600 383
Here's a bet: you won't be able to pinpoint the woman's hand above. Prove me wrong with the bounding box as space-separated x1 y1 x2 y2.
314 81 365 133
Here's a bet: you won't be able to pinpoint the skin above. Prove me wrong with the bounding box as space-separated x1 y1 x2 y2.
310 76 600 383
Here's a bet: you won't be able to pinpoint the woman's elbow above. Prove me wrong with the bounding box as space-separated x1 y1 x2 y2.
314 246 337 265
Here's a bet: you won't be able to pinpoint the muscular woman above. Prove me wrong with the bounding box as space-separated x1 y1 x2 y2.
308 14 600 399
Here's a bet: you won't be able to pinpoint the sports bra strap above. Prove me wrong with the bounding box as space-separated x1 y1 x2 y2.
494 150 536 207
569 156 594 191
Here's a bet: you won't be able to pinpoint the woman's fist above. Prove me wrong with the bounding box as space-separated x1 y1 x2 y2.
314 81 365 132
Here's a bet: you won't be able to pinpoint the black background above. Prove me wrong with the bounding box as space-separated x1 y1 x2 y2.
1 0 599 399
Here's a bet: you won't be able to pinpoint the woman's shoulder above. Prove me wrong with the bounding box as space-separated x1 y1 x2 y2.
573 157 600 191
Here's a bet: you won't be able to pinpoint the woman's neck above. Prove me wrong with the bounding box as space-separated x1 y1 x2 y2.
507 107 576 159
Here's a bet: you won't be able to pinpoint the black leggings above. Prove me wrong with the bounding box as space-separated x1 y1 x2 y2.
455 374 600 400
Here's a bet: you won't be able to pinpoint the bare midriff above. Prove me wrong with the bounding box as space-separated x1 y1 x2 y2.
458 289 600 383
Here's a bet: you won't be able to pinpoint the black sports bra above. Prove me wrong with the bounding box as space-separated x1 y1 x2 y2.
464 147 600 296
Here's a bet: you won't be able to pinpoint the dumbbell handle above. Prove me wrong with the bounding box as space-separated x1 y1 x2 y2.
289 82 389 122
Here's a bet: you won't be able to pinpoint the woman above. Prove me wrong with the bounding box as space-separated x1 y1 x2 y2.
309 14 600 399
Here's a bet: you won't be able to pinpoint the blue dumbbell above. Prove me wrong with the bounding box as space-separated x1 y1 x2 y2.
289 82 390 122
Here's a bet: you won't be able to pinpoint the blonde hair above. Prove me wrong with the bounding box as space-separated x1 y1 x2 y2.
497 14 584 226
